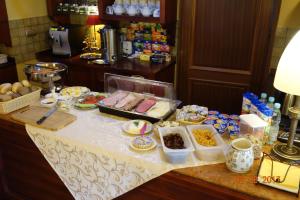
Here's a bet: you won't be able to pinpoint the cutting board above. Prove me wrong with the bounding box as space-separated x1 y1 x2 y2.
11 106 77 131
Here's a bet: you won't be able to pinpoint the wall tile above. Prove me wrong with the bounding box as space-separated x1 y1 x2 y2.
2 16 53 63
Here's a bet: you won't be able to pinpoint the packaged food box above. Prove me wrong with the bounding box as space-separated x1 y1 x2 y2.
158 126 194 164
186 125 226 162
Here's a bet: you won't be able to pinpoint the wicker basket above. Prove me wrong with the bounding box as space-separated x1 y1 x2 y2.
0 87 41 114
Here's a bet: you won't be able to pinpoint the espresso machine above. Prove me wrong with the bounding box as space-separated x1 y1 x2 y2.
99 26 118 64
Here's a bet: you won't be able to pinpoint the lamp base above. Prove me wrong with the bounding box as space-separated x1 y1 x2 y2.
271 143 300 164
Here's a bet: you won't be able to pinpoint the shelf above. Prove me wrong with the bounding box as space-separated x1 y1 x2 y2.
101 14 161 23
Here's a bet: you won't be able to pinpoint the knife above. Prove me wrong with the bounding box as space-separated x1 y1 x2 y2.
36 106 57 125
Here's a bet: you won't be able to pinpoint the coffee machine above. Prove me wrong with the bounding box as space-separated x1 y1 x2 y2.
99 26 118 64
49 25 86 56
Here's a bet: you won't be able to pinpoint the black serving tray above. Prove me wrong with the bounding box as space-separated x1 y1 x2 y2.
98 104 176 123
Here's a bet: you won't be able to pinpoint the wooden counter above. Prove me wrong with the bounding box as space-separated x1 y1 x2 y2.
0 109 299 200
35 50 175 92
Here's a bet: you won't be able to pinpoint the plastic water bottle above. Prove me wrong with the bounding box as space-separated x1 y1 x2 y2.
260 93 267 103
268 103 281 144
267 96 275 109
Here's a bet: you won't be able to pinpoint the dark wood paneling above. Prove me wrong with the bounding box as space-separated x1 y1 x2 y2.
0 120 74 200
0 0 12 46
177 0 281 113
193 0 257 69
0 58 18 83
189 79 247 114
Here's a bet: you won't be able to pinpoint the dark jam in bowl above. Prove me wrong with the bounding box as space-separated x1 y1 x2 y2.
163 133 185 149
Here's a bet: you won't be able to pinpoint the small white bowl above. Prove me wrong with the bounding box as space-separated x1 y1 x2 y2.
41 98 57 108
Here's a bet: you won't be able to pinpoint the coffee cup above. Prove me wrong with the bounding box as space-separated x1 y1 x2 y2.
106 6 114 15
153 8 160 18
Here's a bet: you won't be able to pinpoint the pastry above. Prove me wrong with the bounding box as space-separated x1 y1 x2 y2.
18 87 31 96
131 136 155 150
114 93 137 109
0 94 12 102
21 80 31 87
176 105 208 123
135 98 156 113
122 95 144 111
12 82 23 93
146 101 171 118
0 83 12 94
102 91 129 107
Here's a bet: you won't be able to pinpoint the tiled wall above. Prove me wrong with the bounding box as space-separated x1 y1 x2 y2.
1 16 55 63
270 27 299 69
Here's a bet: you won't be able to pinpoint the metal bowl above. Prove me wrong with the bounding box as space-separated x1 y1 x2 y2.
24 62 67 82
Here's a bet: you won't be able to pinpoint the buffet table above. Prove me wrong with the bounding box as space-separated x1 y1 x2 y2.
0 106 299 200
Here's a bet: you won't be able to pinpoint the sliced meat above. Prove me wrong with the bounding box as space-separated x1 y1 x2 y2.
135 99 156 113
115 93 137 109
123 95 144 111
102 91 128 107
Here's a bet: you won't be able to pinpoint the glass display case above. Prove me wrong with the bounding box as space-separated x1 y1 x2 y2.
98 73 177 122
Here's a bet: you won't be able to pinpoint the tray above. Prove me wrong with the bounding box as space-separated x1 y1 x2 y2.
98 103 175 123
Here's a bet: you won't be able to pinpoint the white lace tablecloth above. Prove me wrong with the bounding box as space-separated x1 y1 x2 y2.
25 108 223 200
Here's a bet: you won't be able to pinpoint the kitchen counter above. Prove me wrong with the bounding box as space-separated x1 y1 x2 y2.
0 107 299 200
35 50 175 91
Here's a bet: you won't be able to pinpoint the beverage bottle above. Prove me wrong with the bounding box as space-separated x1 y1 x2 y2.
267 96 275 109
260 93 267 103
268 103 281 144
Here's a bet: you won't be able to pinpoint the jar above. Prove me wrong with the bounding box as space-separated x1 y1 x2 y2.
225 138 254 173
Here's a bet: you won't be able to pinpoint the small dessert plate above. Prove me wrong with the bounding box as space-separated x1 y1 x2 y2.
40 98 57 108
129 136 157 152
122 120 153 135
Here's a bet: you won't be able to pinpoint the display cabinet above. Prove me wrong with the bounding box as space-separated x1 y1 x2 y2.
98 0 177 24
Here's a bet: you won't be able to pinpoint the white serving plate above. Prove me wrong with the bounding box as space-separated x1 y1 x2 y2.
186 124 226 162
158 126 195 164
122 120 153 136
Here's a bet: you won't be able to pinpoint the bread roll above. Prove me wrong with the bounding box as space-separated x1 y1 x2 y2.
12 82 23 93
11 93 21 99
18 87 31 96
21 80 31 87
0 94 12 102
0 83 12 94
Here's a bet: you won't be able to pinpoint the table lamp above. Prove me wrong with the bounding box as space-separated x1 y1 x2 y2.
272 30 300 163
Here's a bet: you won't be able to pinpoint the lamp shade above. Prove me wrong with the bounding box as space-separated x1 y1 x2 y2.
274 31 300 96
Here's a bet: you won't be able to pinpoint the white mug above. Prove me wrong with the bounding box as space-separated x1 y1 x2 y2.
113 4 125 15
106 6 114 15
141 5 152 17
153 8 160 18
126 4 137 16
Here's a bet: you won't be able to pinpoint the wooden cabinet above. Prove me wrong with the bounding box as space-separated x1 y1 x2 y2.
46 0 177 24
177 0 281 114
46 0 70 25
99 0 177 24
0 0 11 46
0 58 18 83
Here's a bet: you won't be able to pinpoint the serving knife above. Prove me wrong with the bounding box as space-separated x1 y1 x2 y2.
36 106 57 125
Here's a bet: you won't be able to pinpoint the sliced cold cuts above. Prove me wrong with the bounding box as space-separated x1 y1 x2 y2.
135 99 156 113
101 91 129 107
